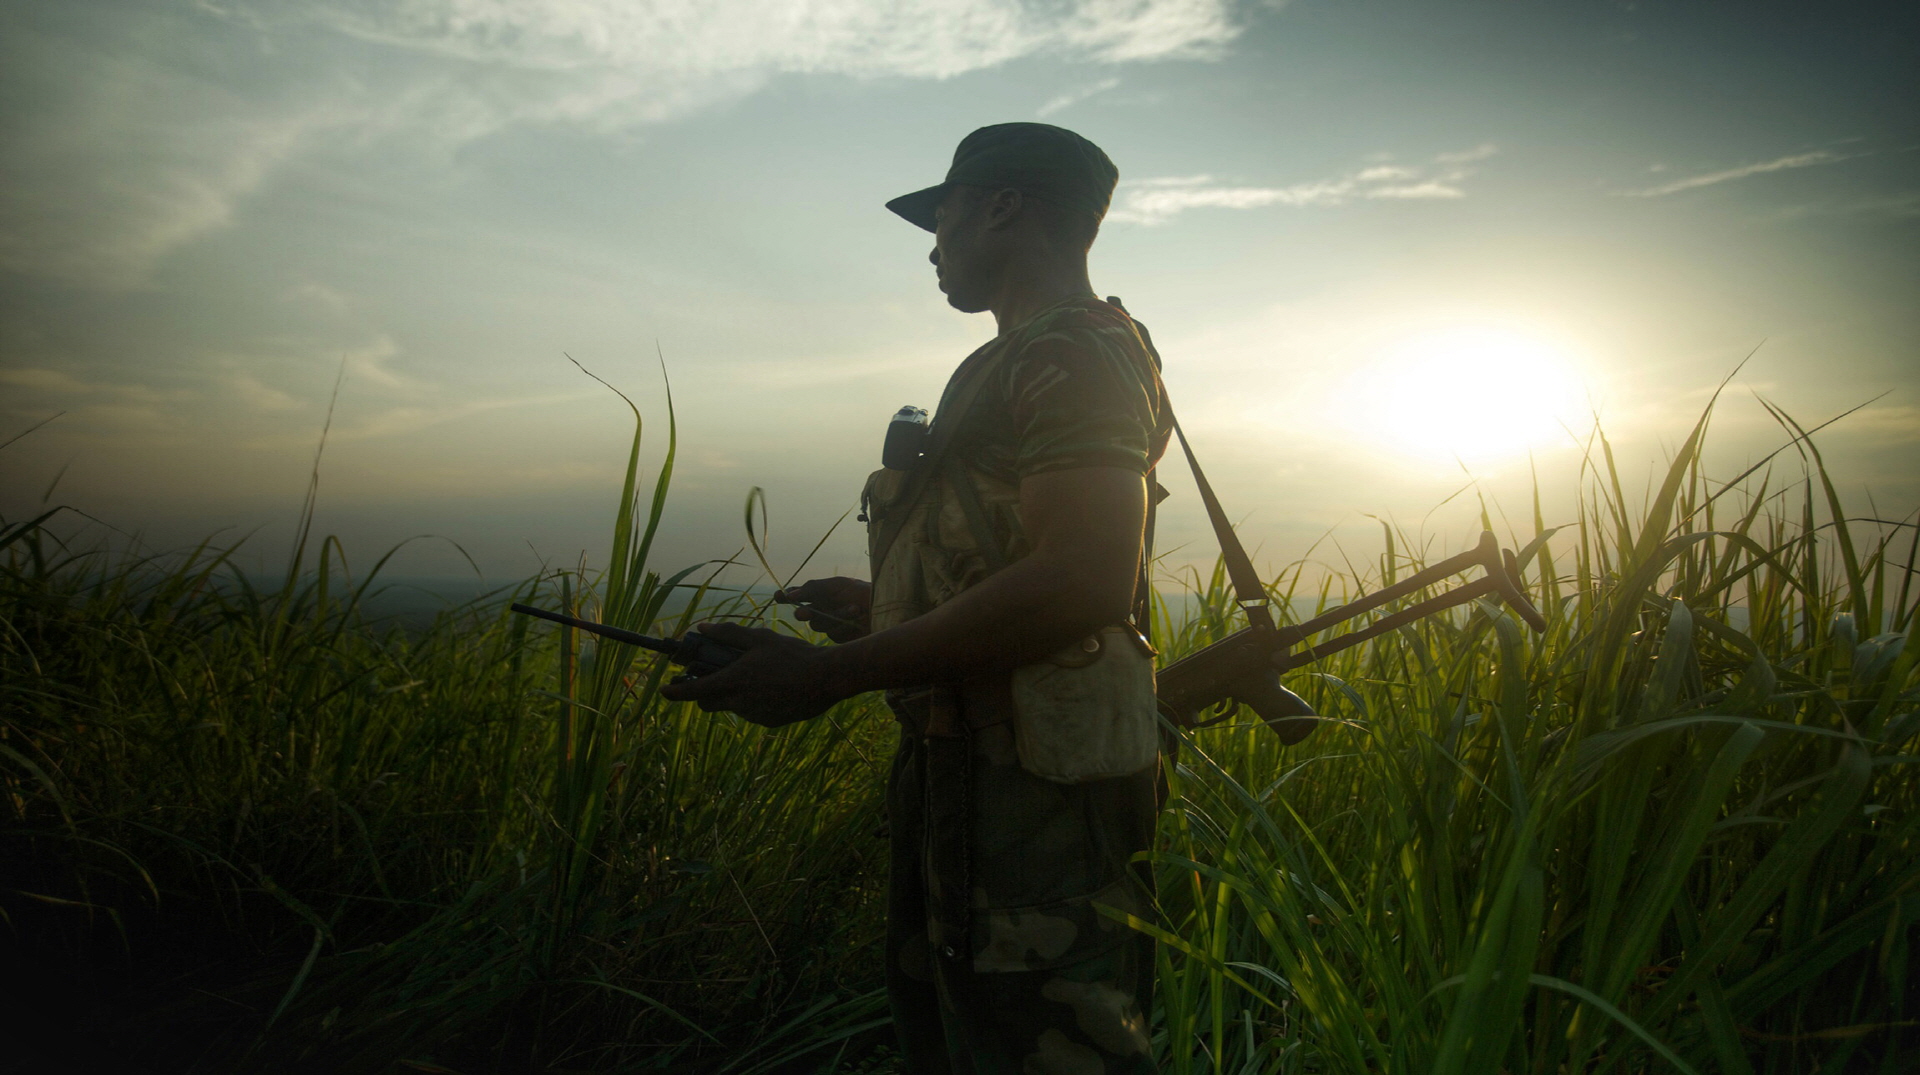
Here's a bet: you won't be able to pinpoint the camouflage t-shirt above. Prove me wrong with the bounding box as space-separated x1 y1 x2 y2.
939 295 1171 484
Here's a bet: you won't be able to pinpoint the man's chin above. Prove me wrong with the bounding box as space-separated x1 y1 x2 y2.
944 293 989 314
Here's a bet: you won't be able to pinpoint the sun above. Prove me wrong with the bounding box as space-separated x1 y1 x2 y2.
1348 327 1589 465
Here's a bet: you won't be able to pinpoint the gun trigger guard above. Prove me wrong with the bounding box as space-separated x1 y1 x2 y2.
1191 699 1238 728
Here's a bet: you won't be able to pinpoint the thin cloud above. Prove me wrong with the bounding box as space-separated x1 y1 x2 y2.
228 372 304 413
0 87 339 289
12 0 1249 289
0 366 177 405
283 282 353 314
289 0 1242 81
1038 77 1121 117
1623 150 1847 197
328 394 592 442
0 366 187 432
340 336 415 391
737 351 935 386
1772 190 1920 221
1434 145 1498 164
1848 405 1920 444
1108 145 1496 225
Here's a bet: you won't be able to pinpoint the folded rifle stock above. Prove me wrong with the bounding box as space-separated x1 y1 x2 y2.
1156 531 1547 743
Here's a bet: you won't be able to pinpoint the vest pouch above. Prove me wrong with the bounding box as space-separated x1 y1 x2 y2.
1010 626 1159 784
861 466 912 554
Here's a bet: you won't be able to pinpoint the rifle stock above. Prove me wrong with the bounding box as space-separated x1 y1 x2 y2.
1155 531 1546 741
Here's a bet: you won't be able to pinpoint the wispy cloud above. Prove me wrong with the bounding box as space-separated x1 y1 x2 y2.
0 366 178 405
1771 190 1920 221
327 394 591 442
1841 405 1920 444
295 0 1242 79
9 0 1249 289
1038 76 1121 117
283 282 353 315
339 336 414 391
1107 145 1496 225
1622 150 1848 197
0 79 341 289
0 366 188 432
228 372 304 413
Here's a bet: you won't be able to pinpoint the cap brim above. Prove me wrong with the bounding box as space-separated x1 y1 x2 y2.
885 184 947 232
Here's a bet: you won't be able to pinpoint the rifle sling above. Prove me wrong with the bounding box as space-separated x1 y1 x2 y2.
942 453 1010 574
1116 303 1274 633
873 300 1270 639
1171 420 1274 630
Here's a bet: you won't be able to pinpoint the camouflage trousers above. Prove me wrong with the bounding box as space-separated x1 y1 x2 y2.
885 684 1160 1074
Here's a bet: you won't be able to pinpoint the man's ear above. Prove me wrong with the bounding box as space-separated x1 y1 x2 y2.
983 187 1026 231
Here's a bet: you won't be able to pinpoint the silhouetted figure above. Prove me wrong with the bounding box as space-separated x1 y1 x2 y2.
665 123 1168 1073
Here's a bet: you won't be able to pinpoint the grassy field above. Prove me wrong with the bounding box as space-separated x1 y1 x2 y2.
3 392 1915 1074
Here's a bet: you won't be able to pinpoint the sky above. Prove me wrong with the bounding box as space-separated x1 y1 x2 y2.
2 0 1916 594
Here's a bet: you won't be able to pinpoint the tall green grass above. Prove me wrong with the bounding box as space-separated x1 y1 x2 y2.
1145 403 1918 1074
2 387 1914 1073
2 390 894 1071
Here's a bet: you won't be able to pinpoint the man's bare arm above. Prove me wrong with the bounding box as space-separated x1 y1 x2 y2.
827 464 1145 689
659 466 1146 722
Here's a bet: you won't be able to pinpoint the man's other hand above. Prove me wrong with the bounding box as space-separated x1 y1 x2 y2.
776 577 872 643
657 622 842 727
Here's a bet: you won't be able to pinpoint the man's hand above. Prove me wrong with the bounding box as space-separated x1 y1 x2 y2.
657 622 845 727
755 467 1146 697
776 577 872 643
664 467 1144 709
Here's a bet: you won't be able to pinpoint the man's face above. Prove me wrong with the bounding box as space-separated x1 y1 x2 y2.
928 186 1002 314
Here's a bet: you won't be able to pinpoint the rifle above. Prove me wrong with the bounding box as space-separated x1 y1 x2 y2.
1110 299 1548 743
508 602 743 681
1153 529 1548 742
515 410 1548 742
512 528 1545 739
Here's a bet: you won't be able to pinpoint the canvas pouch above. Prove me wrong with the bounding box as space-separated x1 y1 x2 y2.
1009 625 1159 784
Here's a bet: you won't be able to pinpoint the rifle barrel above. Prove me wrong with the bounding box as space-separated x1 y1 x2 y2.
1275 575 1500 671
508 603 678 655
1276 531 1545 646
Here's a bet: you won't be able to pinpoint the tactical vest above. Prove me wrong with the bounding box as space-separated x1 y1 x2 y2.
861 316 1160 784
862 457 1022 636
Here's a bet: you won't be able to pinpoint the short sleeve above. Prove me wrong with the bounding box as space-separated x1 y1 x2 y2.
1006 314 1166 478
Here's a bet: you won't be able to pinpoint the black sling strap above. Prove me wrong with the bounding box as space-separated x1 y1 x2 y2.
874 296 1273 641
1109 298 1275 634
1170 420 1275 631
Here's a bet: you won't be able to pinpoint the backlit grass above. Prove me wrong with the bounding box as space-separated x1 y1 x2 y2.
2 389 1913 1073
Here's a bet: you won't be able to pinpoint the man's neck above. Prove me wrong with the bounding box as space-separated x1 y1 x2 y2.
988 258 1095 336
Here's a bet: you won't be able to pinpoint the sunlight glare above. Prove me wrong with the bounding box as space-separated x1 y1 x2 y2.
1351 327 1588 465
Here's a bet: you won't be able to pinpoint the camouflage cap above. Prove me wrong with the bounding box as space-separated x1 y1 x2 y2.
886 123 1119 233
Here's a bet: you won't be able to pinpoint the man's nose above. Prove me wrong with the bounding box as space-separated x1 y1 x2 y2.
928 247 939 267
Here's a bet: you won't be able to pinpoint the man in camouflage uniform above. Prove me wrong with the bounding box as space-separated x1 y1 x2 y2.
663 123 1171 1073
